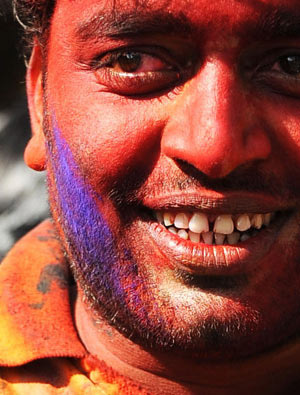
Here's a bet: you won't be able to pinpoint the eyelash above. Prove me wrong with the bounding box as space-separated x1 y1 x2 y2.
91 46 191 97
92 45 177 67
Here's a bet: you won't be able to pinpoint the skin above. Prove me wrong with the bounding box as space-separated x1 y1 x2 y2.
25 0 300 392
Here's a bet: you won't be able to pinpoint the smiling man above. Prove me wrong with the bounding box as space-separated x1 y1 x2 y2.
0 0 300 393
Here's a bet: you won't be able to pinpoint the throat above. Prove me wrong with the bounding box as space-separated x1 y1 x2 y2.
74 290 300 395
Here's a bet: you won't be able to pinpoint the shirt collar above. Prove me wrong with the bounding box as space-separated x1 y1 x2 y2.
0 220 86 366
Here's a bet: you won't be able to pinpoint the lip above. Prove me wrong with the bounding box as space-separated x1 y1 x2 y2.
139 192 293 276
142 190 293 214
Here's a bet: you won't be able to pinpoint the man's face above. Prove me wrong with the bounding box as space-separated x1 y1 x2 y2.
43 0 300 359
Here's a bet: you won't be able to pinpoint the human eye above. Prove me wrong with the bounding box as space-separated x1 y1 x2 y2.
271 54 300 75
92 47 185 96
252 51 300 98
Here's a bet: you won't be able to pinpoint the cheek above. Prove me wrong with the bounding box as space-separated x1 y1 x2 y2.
46 123 155 326
48 90 166 192
257 98 300 160
47 119 119 269
279 115 300 157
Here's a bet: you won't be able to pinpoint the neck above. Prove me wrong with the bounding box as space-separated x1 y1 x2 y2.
75 294 300 394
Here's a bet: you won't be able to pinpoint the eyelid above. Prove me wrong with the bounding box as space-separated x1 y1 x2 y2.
95 68 181 96
247 50 300 100
244 48 300 74
91 44 195 97
91 45 181 70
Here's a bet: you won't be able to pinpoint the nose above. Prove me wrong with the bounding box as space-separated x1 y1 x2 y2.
161 59 271 178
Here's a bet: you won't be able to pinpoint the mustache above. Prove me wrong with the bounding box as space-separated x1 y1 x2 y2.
109 158 299 208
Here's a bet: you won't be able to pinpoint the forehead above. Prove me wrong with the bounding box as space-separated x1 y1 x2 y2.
53 0 300 27
51 0 300 47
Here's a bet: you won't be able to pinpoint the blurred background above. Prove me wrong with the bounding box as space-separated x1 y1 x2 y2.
0 0 48 260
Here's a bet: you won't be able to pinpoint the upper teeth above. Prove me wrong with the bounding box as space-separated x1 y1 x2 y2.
189 213 209 233
156 211 275 245
213 214 234 234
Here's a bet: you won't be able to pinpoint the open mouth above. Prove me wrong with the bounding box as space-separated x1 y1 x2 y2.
155 210 276 245
138 193 294 274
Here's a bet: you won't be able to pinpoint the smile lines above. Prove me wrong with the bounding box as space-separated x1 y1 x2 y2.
155 211 275 245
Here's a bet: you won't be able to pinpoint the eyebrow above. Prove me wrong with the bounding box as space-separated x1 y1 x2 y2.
76 10 193 41
75 7 300 43
255 9 300 40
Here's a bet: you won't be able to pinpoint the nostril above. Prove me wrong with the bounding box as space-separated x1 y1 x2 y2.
173 158 269 193
173 159 233 184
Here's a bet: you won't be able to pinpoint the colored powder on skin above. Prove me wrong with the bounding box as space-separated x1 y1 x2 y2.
46 117 155 332
48 118 125 298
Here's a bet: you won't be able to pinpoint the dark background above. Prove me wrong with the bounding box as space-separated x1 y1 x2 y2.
0 1 48 260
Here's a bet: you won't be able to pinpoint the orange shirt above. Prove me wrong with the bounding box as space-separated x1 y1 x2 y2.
0 220 148 394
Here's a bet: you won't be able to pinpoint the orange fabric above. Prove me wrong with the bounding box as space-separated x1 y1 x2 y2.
0 221 148 394
0 220 86 366
0 358 119 394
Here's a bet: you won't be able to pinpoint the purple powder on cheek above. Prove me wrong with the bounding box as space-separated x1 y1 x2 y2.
47 118 127 299
46 117 165 340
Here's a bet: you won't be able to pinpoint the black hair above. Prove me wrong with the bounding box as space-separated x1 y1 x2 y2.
13 0 56 58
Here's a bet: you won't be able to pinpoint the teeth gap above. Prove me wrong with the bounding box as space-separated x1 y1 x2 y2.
155 211 277 245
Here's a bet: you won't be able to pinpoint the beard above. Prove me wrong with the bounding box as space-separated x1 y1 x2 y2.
45 115 300 361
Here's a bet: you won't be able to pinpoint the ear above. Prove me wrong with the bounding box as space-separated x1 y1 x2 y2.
24 44 46 171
